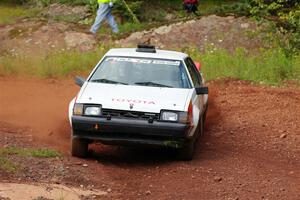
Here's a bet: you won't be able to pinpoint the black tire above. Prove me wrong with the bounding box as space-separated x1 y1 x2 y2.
200 115 205 136
177 114 205 161
176 139 195 161
203 104 208 124
71 137 88 158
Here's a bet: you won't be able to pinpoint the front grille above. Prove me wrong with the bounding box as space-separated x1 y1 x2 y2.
102 109 160 121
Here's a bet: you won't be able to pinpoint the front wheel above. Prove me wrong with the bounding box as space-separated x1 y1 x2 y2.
176 139 195 161
200 115 205 136
71 137 88 158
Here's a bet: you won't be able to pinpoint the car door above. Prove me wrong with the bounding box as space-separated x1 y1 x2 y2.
185 57 205 135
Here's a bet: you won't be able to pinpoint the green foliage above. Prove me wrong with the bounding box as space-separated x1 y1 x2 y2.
0 0 92 7
0 146 29 156
199 0 251 16
1 46 300 85
112 0 142 23
88 0 98 13
0 146 60 173
0 0 27 4
0 157 19 173
0 47 108 77
53 14 82 23
57 0 90 5
0 146 61 158
250 0 300 55
283 5 300 54
139 0 181 22
1 0 254 25
118 22 147 33
30 149 61 158
185 47 300 85
250 0 299 16
0 5 40 25
35 0 51 6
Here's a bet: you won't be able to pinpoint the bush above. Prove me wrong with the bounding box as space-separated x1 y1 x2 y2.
1 0 26 4
250 0 300 55
200 0 251 16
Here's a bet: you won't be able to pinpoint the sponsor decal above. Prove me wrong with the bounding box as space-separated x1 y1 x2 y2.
106 57 180 66
112 98 155 105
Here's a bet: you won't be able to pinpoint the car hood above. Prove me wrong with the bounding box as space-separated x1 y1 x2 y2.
77 83 192 113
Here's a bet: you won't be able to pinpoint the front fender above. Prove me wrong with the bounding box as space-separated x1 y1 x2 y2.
68 98 76 127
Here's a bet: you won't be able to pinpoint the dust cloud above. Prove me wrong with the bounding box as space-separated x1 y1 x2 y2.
0 77 78 151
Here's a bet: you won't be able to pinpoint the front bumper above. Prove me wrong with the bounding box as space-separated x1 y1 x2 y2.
72 116 190 148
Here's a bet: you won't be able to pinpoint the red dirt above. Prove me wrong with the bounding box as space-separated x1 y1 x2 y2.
0 77 299 200
0 77 78 152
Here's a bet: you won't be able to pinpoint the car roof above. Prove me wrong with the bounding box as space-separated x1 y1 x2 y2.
105 48 189 60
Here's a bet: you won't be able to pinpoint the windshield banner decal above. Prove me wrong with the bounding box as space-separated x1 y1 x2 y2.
106 57 180 66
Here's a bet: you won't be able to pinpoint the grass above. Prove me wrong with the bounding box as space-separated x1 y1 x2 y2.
30 149 61 158
0 157 20 173
118 22 149 35
53 14 83 23
0 46 108 77
0 146 61 158
1 46 299 85
0 0 298 84
0 146 61 173
198 0 250 16
186 47 300 85
0 5 40 25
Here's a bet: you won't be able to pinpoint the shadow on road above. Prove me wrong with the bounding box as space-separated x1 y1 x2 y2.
88 144 179 165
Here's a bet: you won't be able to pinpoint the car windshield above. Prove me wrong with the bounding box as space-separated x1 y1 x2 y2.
89 57 191 89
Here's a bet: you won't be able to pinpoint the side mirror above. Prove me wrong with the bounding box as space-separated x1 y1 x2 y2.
75 76 86 87
195 87 208 95
194 62 201 71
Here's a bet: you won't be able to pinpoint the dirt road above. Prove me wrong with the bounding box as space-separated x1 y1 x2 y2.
0 78 299 200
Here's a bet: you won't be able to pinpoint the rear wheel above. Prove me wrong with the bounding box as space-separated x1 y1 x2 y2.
71 137 88 158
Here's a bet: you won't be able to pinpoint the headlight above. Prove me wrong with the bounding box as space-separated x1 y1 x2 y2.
73 104 83 115
161 111 178 122
84 106 101 116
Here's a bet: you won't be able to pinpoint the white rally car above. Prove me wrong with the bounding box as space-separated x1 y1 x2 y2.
69 45 208 160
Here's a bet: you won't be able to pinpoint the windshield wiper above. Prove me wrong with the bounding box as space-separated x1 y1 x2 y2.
134 81 173 88
91 79 128 85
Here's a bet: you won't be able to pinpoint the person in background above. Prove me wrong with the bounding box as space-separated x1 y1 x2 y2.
90 0 119 34
183 0 199 16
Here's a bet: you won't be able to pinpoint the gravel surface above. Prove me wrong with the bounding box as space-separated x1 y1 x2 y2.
0 78 299 199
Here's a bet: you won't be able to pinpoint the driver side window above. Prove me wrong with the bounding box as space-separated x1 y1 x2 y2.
185 57 202 87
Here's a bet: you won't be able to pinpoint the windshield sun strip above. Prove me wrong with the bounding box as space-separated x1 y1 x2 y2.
88 56 193 89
